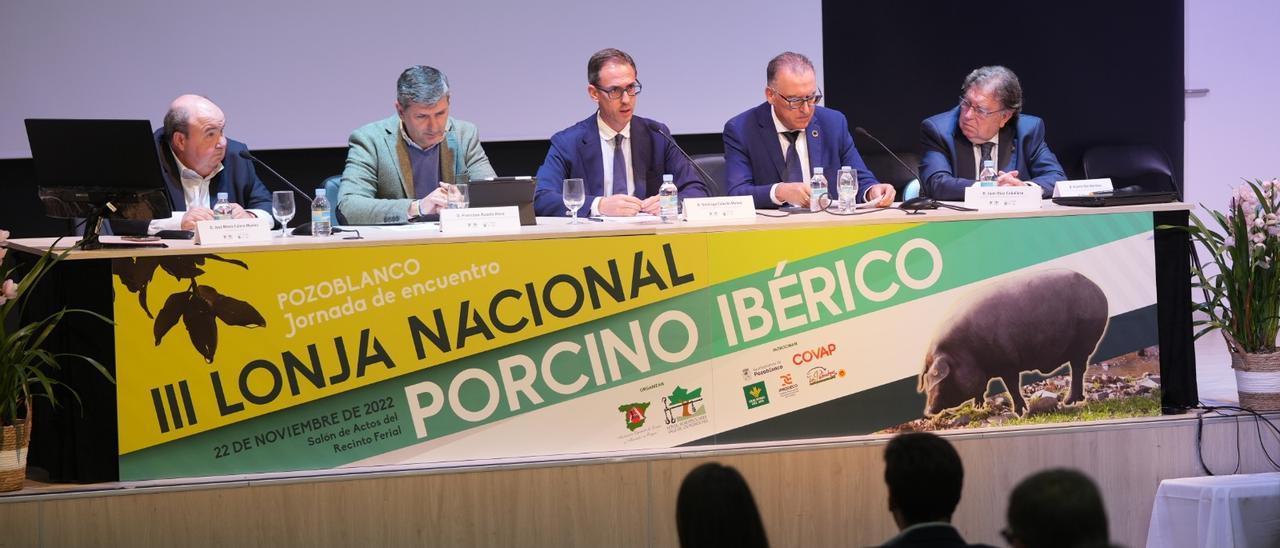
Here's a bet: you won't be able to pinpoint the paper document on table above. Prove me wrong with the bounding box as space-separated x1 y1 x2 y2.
589 213 662 223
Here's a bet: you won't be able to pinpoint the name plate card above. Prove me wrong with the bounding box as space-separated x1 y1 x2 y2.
1053 178 1114 198
683 196 756 221
963 185 1043 211
194 218 273 245
440 206 522 234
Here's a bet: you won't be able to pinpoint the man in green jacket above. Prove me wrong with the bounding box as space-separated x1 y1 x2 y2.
338 65 497 224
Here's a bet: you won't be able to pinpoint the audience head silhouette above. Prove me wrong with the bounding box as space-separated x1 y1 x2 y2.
676 462 769 548
884 432 964 528
1004 468 1109 548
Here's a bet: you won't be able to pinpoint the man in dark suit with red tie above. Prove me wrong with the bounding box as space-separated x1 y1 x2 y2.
919 66 1066 201
723 51 896 210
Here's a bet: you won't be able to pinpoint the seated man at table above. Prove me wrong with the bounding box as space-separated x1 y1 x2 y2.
919 66 1066 201
1003 468 1109 548
534 48 708 217
338 65 497 224
147 94 273 232
723 51 895 210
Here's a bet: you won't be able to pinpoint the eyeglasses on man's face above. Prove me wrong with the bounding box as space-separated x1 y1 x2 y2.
594 81 642 100
770 87 823 110
959 96 1007 119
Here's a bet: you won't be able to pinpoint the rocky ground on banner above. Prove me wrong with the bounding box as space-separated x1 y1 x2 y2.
884 347 1162 433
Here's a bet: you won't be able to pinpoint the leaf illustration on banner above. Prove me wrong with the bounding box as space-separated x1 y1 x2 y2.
118 254 264 364
112 257 161 317
196 285 265 328
153 292 191 345
183 289 218 363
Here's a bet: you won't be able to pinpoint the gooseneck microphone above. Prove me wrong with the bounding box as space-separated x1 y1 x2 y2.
239 150 348 235
853 127 974 213
647 124 718 193
238 150 314 204
854 127 920 181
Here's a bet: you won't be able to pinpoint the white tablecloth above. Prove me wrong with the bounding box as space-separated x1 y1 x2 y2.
1147 472 1280 548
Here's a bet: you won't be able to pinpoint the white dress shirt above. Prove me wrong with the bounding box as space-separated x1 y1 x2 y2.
591 113 634 216
970 134 1000 179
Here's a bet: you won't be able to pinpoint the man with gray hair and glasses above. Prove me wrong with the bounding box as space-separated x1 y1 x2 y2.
919 65 1065 201
724 51 895 210
339 65 496 224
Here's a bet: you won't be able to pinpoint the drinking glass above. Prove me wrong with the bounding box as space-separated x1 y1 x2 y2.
272 191 295 237
447 183 470 209
563 178 585 223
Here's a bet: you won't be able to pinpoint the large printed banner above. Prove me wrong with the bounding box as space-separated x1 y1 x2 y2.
112 213 1160 480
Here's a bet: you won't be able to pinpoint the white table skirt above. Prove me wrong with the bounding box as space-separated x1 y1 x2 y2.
1147 472 1280 548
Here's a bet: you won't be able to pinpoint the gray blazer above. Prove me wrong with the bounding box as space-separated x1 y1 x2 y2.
337 115 496 224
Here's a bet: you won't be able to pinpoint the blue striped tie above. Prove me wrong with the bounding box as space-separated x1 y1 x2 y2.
612 134 628 196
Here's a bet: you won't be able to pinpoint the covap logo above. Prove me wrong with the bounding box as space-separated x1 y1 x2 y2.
793 343 837 366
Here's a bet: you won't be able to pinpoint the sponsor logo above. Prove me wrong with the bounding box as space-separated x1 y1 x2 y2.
742 368 751 382
807 366 844 385
793 343 837 366
777 372 800 398
617 402 651 431
771 341 798 352
743 382 770 409
663 386 706 425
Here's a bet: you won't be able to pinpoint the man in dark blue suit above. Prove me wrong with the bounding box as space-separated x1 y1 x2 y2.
919 66 1066 201
723 52 895 210
151 94 273 231
535 49 708 217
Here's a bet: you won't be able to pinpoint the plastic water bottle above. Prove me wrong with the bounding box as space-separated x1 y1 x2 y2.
311 188 332 237
658 174 679 223
810 167 828 212
212 192 234 220
978 160 998 186
837 166 857 211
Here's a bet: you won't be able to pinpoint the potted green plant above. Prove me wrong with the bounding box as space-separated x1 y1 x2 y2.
1182 179 1280 410
0 230 112 491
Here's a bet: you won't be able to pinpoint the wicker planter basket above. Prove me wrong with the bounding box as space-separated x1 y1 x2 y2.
0 403 32 492
1231 351 1280 411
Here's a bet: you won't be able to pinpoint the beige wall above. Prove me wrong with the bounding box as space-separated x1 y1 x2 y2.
2 413 1277 548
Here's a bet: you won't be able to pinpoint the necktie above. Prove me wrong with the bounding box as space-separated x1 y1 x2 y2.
612 133 628 196
784 131 804 183
979 142 995 172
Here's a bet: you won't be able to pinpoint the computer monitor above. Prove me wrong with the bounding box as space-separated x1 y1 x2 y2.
24 119 173 249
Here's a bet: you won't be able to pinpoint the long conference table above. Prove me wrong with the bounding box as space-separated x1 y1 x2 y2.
5 201 1197 483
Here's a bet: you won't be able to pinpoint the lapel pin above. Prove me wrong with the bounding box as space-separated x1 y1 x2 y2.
811 129 819 138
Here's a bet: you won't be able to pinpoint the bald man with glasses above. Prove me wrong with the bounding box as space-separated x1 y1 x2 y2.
919 65 1065 201
724 51 895 209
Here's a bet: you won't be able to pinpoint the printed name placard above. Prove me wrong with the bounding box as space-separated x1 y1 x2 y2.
683 196 756 221
1053 178 1114 198
963 185 1043 211
440 206 522 234
195 218 273 245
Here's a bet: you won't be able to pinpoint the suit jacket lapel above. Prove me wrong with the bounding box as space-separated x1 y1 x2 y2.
805 118 822 176
630 118 651 197
390 123 414 199
998 121 1015 172
579 130 604 195
755 105 788 183
952 125 975 180
442 118 457 184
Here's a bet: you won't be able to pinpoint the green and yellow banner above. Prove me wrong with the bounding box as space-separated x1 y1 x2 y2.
113 213 1160 480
